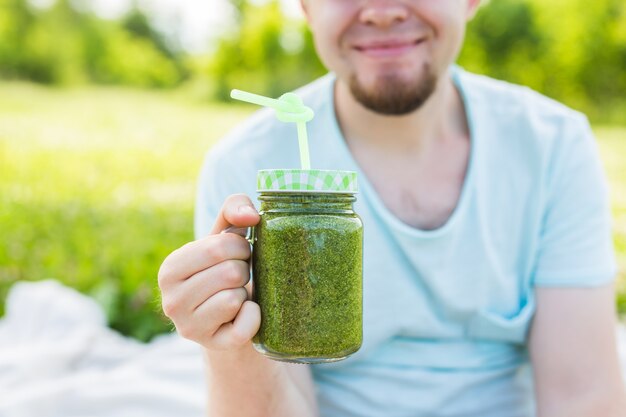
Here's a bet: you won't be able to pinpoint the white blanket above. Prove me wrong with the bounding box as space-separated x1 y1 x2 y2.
0 280 206 417
1 280 625 417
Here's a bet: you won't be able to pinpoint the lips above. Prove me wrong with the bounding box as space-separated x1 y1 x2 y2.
353 38 425 58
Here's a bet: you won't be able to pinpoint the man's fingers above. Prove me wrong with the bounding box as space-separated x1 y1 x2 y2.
188 287 249 336
158 193 260 350
221 226 249 238
210 194 260 235
158 233 250 289
209 301 261 349
183 259 250 312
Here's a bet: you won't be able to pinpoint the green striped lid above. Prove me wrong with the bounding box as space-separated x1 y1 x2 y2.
257 169 358 193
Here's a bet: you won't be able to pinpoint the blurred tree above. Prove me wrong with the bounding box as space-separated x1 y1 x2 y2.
1 0 624 118
123 7 170 57
460 0 626 119
0 0 185 87
459 0 544 91
0 0 44 81
210 0 325 100
574 0 626 112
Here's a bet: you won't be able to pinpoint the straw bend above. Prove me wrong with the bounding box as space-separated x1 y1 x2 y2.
275 93 314 124
230 88 314 170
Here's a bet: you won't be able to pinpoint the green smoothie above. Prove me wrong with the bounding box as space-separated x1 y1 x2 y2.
252 192 363 363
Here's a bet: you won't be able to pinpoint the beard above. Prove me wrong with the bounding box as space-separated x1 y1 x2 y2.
348 63 438 116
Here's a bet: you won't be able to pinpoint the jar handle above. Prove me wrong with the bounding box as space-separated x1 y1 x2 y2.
222 225 255 245
222 226 256 300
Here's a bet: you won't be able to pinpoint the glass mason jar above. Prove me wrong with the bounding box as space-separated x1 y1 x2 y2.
251 169 363 363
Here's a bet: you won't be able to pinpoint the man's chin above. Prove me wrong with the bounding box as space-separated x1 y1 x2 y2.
348 69 438 116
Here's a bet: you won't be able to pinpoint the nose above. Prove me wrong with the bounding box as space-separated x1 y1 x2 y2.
359 0 409 28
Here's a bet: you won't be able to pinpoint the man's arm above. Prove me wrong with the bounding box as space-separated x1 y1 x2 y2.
529 284 626 417
204 345 318 417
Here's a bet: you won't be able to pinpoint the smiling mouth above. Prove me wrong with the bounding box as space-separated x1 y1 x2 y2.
353 38 425 58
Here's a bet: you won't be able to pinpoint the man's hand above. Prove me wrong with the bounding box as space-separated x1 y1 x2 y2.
159 194 318 417
530 284 626 416
158 194 261 351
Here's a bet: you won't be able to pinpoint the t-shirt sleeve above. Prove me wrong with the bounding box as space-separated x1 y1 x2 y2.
532 114 617 287
193 148 251 240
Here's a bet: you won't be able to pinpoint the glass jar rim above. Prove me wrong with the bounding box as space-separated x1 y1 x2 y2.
257 169 358 193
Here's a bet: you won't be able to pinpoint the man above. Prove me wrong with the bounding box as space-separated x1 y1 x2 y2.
157 0 626 416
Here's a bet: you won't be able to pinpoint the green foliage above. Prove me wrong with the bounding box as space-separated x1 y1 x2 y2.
460 0 544 90
2 0 625 117
0 0 184 87
88 28 181 87
210 0 326 100
459 0 626 122
0 82 252 340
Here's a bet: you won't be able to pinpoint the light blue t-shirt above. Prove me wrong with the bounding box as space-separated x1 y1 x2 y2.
194 66 616 417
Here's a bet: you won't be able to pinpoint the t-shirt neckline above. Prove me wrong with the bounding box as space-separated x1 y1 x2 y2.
324 65 478 239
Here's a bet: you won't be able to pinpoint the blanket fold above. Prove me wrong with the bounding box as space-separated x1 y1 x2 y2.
0 280 206 417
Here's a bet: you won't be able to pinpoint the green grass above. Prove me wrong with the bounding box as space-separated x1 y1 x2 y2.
0 82 253 340
0 82 625 341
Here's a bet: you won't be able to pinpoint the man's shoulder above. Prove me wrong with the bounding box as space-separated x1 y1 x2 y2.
457 67 585 126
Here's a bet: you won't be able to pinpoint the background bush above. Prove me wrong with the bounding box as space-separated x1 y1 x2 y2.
1 0 625 120
0 0 185 87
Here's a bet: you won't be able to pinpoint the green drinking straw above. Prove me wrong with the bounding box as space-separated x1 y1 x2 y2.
231 89 314 170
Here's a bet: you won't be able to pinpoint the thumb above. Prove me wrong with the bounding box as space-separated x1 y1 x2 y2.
210 193 260 235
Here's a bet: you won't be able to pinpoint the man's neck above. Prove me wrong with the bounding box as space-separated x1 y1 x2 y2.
331 72 472 229
333 73 468 155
